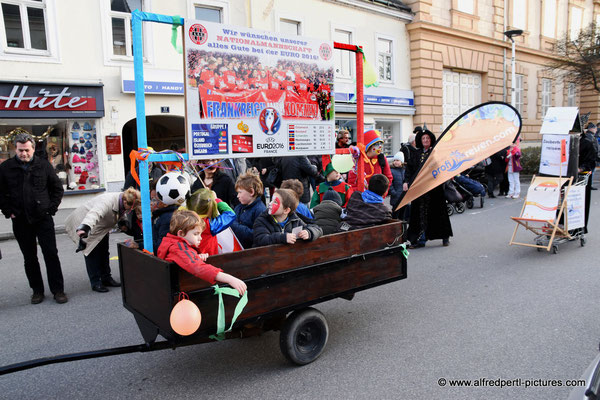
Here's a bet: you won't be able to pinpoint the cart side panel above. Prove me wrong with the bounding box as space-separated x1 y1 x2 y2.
188 245 407 338
179 221 404 292
118 244 175 340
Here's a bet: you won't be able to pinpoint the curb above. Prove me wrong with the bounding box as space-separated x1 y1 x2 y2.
0 225 67 242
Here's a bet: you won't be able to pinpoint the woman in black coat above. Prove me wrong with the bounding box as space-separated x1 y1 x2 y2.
403 129 453 248
191 159 239 207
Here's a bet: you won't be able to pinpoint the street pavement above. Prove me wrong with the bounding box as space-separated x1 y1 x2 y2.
1 182 600 399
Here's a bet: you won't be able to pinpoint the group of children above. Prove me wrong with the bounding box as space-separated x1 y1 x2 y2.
154 158 399 294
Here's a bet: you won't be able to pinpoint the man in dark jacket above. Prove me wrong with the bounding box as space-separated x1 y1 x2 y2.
579 128 597 233
276 156 320 204
0 133 67 304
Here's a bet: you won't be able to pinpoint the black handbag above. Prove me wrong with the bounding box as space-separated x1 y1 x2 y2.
265 167 282 187
443 181 463 203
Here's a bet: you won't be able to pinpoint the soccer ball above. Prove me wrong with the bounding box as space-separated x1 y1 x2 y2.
156 172 191 206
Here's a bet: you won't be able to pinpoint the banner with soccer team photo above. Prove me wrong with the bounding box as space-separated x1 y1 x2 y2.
184 20 335 159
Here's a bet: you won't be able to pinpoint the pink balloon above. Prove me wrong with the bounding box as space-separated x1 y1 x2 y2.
170 299 202 336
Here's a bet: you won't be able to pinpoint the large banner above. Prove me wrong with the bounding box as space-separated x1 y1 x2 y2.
184 20 335 159
398 102 521 209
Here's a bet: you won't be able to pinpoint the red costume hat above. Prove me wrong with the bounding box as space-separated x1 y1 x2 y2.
364 129 383 151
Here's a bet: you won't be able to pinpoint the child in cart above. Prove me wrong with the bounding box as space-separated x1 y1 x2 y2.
253 188 322 247
185 188 235 256
157 210 246 295
230 172 266 249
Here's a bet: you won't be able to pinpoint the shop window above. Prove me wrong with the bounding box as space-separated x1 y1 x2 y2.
0 0 57 58
377 37 393 83
376 123 394 156
0 120 102 192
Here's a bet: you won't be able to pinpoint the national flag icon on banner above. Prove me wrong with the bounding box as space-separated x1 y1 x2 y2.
288 124 296 150
218 130 227 153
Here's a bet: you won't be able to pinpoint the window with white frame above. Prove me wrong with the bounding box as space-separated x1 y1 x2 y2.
456 0 474 14
109 0 143 58
515 74 523 114
377 37 393 83
280 18 300 36
543 0 556 38
443 70 481 128
0 0 50 54
333 28 353 79
512 0 526 30
569 7 583 40
195 5 221 22
567 82 576 107
541 78 552 117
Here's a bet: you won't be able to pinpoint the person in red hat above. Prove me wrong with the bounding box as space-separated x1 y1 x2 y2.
347 129 393 192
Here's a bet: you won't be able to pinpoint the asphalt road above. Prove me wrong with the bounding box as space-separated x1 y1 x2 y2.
1 190 599 400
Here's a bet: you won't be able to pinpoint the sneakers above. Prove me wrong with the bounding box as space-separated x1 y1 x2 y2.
511 195 520 199
53 292 68 304
31 293 44 304
505 195 512 198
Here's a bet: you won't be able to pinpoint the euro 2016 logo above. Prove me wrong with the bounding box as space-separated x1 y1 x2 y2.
259 108 281 135
319 43 332 60
189 24 208 45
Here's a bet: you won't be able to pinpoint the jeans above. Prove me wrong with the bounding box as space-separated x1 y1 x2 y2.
84 234 113 287
12 215 64 295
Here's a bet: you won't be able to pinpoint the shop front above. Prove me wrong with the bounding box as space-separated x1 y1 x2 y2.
0 81 105 208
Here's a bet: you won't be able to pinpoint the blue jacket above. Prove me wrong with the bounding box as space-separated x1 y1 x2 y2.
231 197 266 249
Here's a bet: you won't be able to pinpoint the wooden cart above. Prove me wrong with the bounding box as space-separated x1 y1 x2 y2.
119 221 407 364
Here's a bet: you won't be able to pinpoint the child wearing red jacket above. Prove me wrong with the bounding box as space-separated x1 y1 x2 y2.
157 210 246 295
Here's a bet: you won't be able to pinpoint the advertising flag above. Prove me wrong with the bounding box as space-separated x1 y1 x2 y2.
560 139 567 163
398 102 521 209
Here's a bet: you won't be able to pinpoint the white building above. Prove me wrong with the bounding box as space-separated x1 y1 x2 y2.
0 0 414 208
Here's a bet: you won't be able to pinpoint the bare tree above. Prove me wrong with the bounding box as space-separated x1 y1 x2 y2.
547 23 600 93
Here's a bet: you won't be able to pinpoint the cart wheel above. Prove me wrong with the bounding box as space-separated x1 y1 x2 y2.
455 202 466 214
466 198 474 209
552 245 559 254
480 196 485 208
537 247 542 252
280 308 329 365
447 203 454 216
581 237 586 247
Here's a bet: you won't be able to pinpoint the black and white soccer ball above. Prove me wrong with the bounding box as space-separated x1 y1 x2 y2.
156 172 190 206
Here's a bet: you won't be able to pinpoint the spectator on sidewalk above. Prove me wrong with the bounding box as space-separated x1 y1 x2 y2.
0 133 68 304
65 188 141 293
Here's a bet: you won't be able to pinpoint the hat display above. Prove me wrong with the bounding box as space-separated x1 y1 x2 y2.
363 129 383 150
71 132 80 140
84 132 92 140
79 137 85 143
83 122 92 131
71 144 79 153
322 189 343 206
79 146 86 155
78 171 89 184
72 122 80 130
86 151 94 160
72 154 82 163
393 152 404 163
74 166 82 174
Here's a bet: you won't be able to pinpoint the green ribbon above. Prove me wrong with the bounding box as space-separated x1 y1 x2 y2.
170 16 183 54
400 243 409 259
209 285 248 341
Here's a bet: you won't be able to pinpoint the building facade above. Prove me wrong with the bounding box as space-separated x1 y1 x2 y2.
0 0 414 208
404 0 600 142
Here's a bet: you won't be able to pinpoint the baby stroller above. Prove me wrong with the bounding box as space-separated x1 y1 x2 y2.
443 179 466 216
454 174 486 208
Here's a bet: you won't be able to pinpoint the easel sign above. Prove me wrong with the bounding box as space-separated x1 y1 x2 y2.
521 177 563 221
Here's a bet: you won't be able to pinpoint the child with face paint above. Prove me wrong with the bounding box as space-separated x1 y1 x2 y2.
347 129 393 193
252 189 323 247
